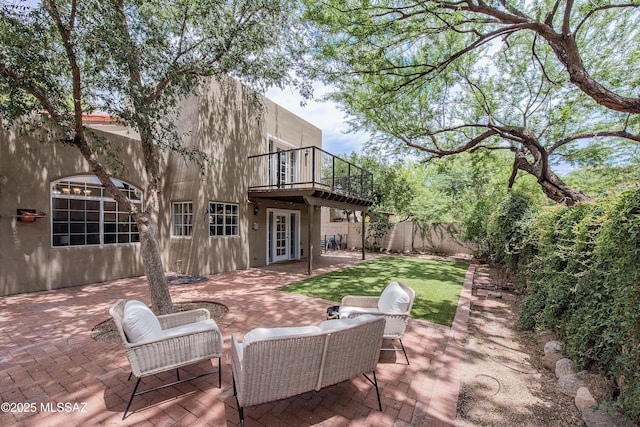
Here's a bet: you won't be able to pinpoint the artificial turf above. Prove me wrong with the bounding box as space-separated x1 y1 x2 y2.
278 256 468 326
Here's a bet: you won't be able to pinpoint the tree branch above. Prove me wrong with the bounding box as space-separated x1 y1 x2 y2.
561 0 574 36
549 130 640 153
0 62 69 127
507 155 519 188
574 3 639 36
544 0 561 27
44 0 84 139
461 0 640 113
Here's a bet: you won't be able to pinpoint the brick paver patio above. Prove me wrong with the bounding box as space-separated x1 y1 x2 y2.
0 254 473 426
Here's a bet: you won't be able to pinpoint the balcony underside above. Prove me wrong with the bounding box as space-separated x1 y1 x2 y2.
248 187 373 210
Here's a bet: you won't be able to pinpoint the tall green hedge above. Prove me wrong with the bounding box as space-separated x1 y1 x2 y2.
487 190 538 272
493 189 640 421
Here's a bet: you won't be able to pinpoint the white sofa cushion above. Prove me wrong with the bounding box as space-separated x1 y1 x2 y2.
122 300 162 343
377 282 411 313
319 315 376 331
243 326 321 346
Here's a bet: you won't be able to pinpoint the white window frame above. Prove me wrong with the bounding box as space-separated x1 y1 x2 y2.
172 201 193 237
208 202 239 237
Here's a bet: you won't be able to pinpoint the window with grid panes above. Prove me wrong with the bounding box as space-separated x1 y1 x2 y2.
172 202 193 236
208 202 239 236
51 176 142 247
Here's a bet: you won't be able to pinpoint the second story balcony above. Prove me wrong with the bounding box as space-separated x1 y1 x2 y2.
248 146 374 208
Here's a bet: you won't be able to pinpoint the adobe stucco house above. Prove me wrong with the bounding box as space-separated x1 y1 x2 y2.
0 76 373 297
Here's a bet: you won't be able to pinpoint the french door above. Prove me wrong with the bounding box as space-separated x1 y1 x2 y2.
268 140 297 188
267 209 300 264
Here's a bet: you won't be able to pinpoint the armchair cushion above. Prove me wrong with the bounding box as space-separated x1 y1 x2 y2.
338 306 381 319
161 319 221 340
122 300 162 343
377 281 411 313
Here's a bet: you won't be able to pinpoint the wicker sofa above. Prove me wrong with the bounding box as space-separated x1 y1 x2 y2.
231 315 386 426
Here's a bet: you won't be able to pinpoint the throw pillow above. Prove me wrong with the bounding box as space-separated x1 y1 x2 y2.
122 300 162 343
377 282 411 313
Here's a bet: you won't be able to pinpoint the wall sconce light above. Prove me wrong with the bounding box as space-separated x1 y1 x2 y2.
253 205 260 215
72 187 82 195
17 209 46 223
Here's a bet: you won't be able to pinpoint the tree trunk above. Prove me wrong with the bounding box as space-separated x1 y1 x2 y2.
138 211 173 315
138 138 173 315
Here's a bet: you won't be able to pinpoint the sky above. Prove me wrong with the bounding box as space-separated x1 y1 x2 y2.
264 83 371 156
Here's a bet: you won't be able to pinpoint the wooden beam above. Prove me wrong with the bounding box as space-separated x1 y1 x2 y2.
302 195 369 211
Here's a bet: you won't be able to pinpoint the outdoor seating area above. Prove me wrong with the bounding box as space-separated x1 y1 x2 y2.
0 254 473 426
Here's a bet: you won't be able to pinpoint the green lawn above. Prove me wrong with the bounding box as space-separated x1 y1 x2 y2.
278 256 469 326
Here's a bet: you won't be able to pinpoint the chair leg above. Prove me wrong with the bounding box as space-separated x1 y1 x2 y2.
373 370 382 411
399 338 410 365
362 370 382 411
238 403 245 427
122 377 142 420
121 361 219 419
233 377 244 426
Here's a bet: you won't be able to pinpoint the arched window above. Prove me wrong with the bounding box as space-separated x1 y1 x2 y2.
50 176 143 247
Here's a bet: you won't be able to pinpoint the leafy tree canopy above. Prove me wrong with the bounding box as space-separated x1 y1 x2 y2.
302 0 640 205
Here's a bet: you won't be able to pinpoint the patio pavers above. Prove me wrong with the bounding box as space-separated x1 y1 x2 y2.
0 254 473 426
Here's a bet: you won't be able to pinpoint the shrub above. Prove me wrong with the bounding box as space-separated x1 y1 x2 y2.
565 190 640 417
515 189 640 420
516 203 602 330
487 190 538 272
459 198 494 258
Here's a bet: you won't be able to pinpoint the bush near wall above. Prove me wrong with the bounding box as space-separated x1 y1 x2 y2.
494 189 640 421
487 190 538 273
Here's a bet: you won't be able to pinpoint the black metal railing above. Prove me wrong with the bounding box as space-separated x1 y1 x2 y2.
248 146 374 201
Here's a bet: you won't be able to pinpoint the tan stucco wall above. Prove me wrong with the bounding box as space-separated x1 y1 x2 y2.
162 77 322 274
160 77 257 275
0 76 322 296
320 208 472 256
0 125 146 295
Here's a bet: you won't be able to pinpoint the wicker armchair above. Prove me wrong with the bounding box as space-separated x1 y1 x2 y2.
109 299 223 419
339 281 415 364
